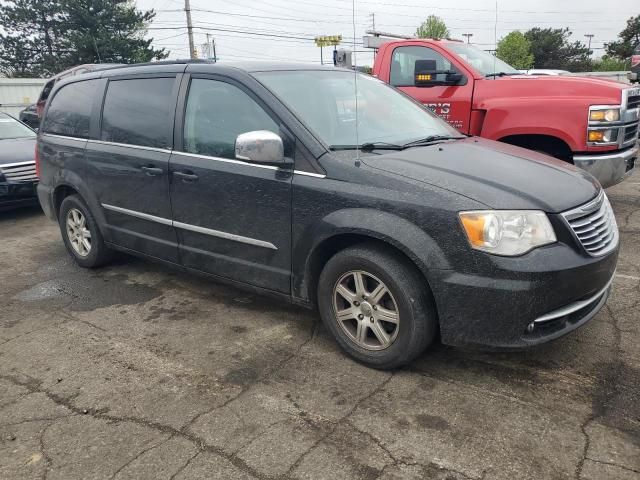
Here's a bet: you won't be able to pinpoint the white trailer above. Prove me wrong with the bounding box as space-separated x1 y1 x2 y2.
0 78 47 118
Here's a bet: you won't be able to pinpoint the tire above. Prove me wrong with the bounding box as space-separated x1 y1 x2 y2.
58 194 112 268
317 243 437 369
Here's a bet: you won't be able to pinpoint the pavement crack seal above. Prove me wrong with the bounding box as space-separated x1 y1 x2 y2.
0 372 285 480
284 371 396 478
181 319 320 434
584 457 640 474
39 421 54 480
575 414 594 480
108 434 173 480
168 450 201 480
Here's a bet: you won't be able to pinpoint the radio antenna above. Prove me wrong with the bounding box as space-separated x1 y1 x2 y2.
493 0 498 74
352 0 360 166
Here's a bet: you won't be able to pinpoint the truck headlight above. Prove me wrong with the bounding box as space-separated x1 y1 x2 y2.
588 129 618 143
589 108 620 122
459 210 557 256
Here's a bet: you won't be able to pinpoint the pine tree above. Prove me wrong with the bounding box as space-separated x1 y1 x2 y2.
0 0 167 77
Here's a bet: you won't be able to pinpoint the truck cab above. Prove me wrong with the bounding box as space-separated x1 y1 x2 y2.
372 38 639 188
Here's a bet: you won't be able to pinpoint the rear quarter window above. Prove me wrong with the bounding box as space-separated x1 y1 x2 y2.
42 80 98 138
100 77 175 149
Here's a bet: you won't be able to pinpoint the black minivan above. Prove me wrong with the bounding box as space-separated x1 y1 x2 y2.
37 61 618 368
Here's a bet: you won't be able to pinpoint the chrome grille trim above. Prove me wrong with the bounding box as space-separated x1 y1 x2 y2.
562 191 619 257
533 273 614 324
0 161 37 181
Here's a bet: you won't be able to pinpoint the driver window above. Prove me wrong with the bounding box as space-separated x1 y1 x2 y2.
183 78 281 159
390 46 453 87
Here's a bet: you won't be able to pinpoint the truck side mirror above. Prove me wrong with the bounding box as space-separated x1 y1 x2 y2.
414 60 462 87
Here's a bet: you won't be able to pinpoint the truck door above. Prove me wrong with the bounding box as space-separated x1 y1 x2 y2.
386 45 473 133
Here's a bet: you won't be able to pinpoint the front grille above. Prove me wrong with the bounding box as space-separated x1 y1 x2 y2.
0 161 37 182
624 123 639 143
562 192 618 256
627 94 640 110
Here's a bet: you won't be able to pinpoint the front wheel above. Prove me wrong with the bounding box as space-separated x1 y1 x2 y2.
58 195 112 268
317 243 437 369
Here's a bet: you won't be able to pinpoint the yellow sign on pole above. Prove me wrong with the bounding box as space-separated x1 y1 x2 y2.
314 35 342 47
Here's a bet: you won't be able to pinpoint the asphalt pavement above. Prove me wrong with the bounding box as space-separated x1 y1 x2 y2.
1 179 639 479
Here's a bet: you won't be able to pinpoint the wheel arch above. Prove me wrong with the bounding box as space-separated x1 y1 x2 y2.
293 208 450 307
51 174 110 241
498 134 574 162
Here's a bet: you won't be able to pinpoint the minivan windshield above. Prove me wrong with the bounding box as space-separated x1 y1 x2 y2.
254 70 462 149
448 43 519 77
0 114 36 140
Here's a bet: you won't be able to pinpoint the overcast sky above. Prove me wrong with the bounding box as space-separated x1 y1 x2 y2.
138 0 638 66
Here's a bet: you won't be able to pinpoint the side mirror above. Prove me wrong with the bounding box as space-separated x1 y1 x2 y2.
414 60 462 87
235 130 285 164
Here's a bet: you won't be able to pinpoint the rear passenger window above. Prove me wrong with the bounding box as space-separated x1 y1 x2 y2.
101 78 175 149
43 80 98 138
183 78 281 159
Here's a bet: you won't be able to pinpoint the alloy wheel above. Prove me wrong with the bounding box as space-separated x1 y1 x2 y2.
66 208 92 257
332 270 400 350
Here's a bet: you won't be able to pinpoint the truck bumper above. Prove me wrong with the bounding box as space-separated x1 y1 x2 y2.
573 145 637 188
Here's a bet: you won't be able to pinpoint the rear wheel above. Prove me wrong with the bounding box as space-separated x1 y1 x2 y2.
59 195 112 268
317 243 437 369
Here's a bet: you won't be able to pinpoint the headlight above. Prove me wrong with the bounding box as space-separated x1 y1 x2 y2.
459 210 557 256
589 108 620 122
588 129 618 143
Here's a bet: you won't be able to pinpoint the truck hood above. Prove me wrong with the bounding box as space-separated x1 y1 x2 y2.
360 137 600 213
476 75 628 104
0 137 36 165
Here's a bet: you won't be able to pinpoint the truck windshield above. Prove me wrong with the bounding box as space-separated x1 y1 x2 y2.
448 44 519 77
0 114 36 140
253 70 462 149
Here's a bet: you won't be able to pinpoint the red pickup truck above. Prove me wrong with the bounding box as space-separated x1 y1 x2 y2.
372 38 640 188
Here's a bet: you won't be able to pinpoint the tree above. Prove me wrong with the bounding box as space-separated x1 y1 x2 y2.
0 0 167 77
415 15 450 40
496 31 534 69
606 15 640 61
591 55 630 72
524 27 592 72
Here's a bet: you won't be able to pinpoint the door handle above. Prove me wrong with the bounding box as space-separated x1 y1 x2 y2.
140 166 163 176
173 171 199 182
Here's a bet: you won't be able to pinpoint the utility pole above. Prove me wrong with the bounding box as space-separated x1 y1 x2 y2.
462 33 473 44
585 34 594 55
184 0 196 59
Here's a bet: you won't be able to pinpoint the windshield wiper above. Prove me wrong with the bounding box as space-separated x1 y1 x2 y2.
402 135 463 148
329 142 404 152
485 72 519 78
360 141 404 152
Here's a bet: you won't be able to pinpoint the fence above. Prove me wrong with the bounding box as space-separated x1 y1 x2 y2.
0 78 47 118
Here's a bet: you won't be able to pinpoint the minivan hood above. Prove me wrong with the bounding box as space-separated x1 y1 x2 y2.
360 137 599 213
0 137 36 165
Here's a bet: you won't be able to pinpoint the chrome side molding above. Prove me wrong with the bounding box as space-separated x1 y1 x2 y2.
101 203 278 250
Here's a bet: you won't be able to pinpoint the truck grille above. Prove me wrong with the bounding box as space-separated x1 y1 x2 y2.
562 192 618 256
0 161 37 182
627 94 640 110
624 123 639 143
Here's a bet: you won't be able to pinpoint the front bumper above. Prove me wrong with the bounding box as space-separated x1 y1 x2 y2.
0 180 39 211
573 145 637 188
429 242 618 350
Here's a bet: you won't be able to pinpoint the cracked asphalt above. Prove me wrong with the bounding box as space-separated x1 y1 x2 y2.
1 179 639 480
